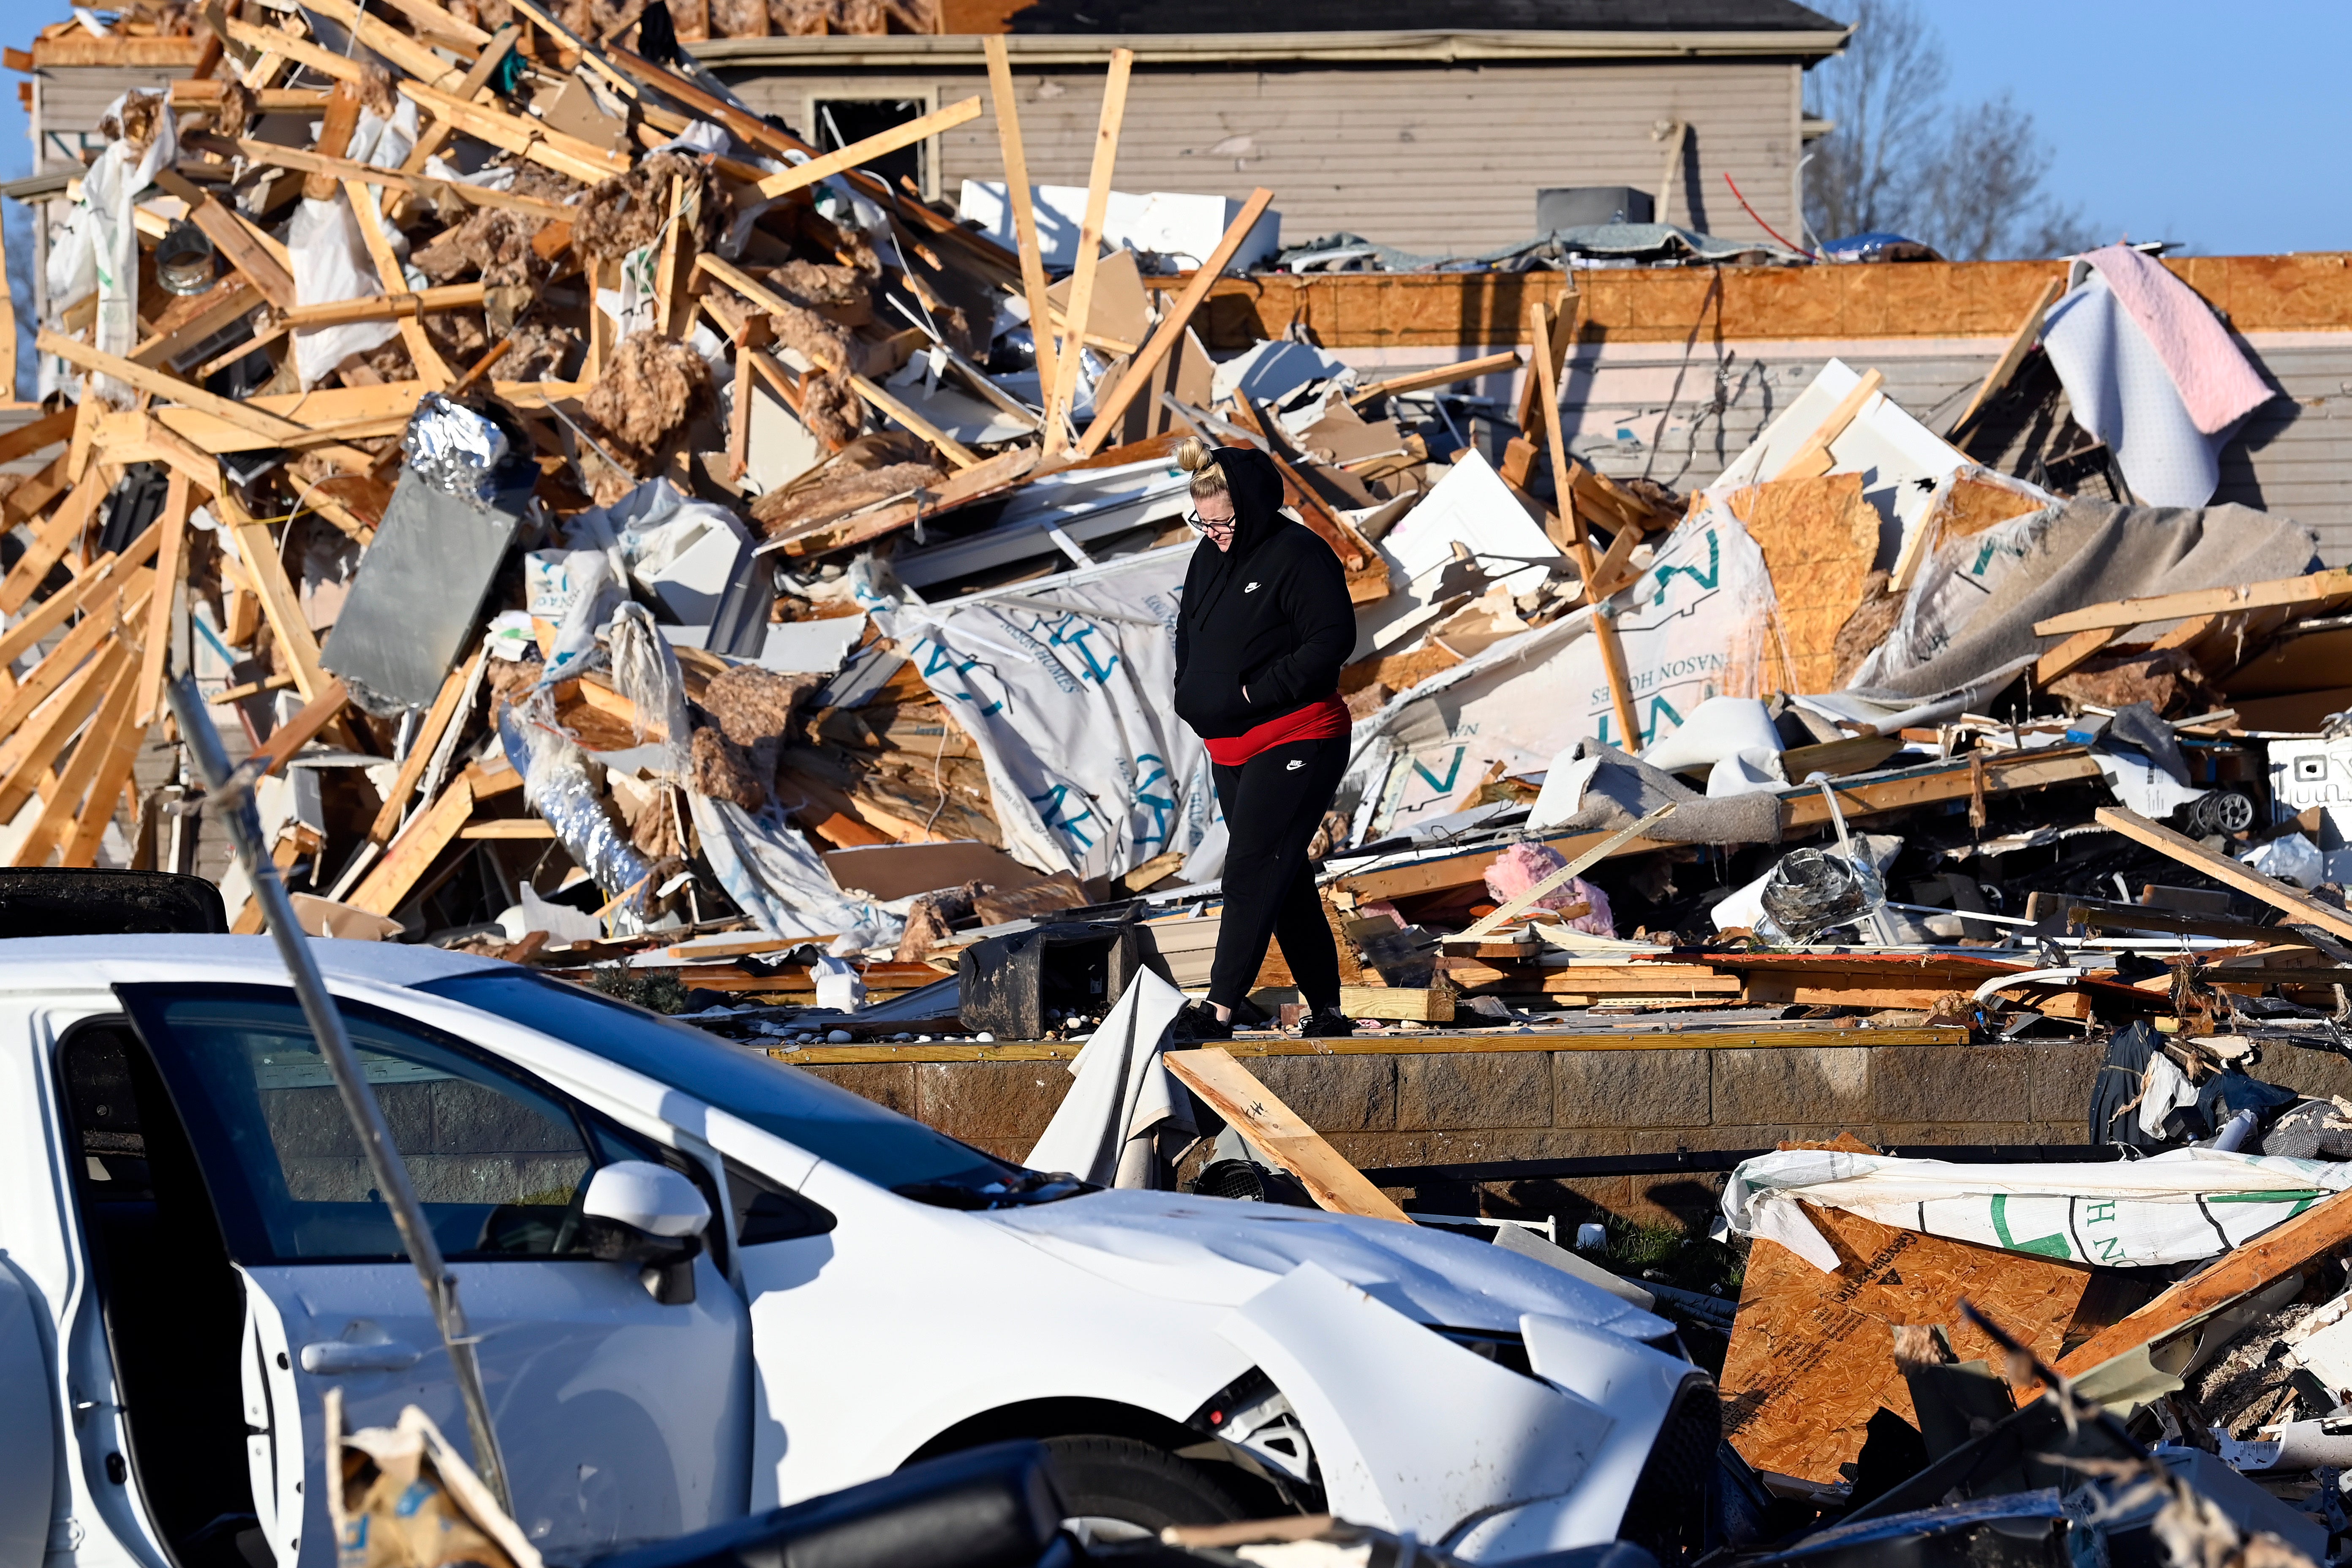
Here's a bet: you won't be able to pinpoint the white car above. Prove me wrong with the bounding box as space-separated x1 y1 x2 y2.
0 937 1718 1568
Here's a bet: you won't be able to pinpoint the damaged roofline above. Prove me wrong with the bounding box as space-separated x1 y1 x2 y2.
689 27 1854 70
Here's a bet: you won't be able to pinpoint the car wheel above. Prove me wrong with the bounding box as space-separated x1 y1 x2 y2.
1042 1435 1252 1544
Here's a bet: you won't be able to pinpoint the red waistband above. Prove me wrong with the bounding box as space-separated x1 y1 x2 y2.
1203 692 1350 767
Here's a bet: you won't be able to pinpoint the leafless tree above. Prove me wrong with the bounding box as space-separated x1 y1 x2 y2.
1803 0 2100 261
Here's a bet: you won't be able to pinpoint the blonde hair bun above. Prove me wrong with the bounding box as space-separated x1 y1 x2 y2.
1175 436 1214 473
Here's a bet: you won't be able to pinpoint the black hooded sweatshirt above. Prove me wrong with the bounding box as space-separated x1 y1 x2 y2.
1171 446 1355 741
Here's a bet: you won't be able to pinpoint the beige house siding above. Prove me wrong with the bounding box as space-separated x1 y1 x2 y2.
718 57 1808 256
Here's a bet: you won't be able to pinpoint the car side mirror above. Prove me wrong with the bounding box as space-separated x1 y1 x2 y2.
581 1161 711 1305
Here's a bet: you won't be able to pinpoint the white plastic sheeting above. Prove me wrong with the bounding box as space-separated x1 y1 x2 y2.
1722 1146 2352 1274
874 546 1216 882
1025 969 1192 1187
1345 501 1776 838
46 91 178 406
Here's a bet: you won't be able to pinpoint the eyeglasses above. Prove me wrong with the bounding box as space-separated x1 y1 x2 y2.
1187 512 1236 534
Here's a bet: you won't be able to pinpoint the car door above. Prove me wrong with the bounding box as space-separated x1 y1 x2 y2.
114 982 751 1566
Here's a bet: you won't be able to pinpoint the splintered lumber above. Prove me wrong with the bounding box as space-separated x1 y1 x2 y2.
350 772 475 915
399 24 517 180
397 79 630 186
2095 806 2352 943
1953 275 2066 439
985 36 1059 426
58 675 151 869
2033 567 2352 638
298 0 466 90
1720 1201 2090 1486
369 650 483 843
1773 368 1884 482
752 97 984 201
2033 625 2121 685
1530 301 1642 746
0 643 131 824
2051 1187 2352 1387
1078 187 1276 458
40 331 311 446
852 375 979 468
0 477 108 617
245 680 352 778
0 528 164 671
132 278 264 370
217 490 331 702
15 656 144 869
134 476 192 725
150 169 297 310
346 180 456 389
1165 1047 1413 1223
0 408 76 468
243 142 568 222
1042 48 1133 456
1347 349 1526 408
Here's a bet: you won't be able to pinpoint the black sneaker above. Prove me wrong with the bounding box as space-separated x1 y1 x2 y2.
1298 1006 1357 1039
1171 1000 1233 1041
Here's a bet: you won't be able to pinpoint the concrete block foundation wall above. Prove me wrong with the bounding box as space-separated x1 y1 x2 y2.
799 1040 2352 1230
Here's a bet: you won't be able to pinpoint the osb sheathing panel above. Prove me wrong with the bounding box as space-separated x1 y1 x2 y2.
1169 253 2352 349
1728 474 1879 694
1718 1202 2091 1486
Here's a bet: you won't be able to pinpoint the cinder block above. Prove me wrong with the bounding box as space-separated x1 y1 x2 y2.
1398 1050 1554 1130
2029 1043 2108 1125
1554 1048 1710 1129
914 1061 1071 1142
798 1062 920 1120
2251 1047 2352 1103
1872 1045 2030 1125
1248 1053 1397 1132
1876 1122 2037 1149
1712 1047 1870 1125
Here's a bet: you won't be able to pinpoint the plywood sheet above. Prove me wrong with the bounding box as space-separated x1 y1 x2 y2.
1727 474 1881 694
1719 1201 2091 1486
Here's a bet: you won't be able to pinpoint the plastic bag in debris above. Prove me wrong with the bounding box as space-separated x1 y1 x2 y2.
812 953 866 1012
328 1396 542 1568
686 792 904 945
2242 832 2326 890
402 394 513 506
1756 846 1886 945
497 696 654 920
289 194 402 389
47 90 180 405
606 603 694 775
539 548 628 685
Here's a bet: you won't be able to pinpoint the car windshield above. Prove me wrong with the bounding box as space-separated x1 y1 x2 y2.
417 970 1089 1209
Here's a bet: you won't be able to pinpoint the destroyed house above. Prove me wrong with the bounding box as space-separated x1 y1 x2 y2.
696 0 1848 255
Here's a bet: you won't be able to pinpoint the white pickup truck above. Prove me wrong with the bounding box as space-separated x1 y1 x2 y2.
0 936 1717 1568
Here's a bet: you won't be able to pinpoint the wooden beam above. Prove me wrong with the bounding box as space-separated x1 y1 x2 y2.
0 476 107 617
751 96 983 202
985 36 1058 437
14 657 142 868
59 671 152 868
0 407 76 468
2094 806 2352 944
2053 1186 2352 1386
1041 49 1132 457
1531 302 1642 748
0 643 129 825
1165 1047 1413 1224
459 819 556 838
346 181 456 389
368 650 483 844
348 773 476 915
221 14 365 84
130 278 263 371
2033 625 2119 686
1773 368 1884 482
0 528 163 672
133 476 191 726
397 24 518 187
241 141 570 222
850 373 980 468
245 680 351 778
297 0 467 89
1076 187 1275 459
1346 349 1526 408
217 491 330 702
397 79 631 186
2034 567 2352 639
1460 805 1676 940
151 169 297 310
38 329 311 445
1952 275 2065 441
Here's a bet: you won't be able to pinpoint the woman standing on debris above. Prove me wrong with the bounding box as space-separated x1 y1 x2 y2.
1171 438 1357 1041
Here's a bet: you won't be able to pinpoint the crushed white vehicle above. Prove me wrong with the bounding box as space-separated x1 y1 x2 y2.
0 936 1718 1567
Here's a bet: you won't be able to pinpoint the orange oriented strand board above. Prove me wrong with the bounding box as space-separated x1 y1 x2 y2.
1727 473 1882 694
1718 1202 2092 1487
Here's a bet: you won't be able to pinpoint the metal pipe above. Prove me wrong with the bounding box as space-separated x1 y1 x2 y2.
165 674 512 1511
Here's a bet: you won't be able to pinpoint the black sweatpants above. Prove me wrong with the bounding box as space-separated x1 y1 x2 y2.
1207 732 1350 1012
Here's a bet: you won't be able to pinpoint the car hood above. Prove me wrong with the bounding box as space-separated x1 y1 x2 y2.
981 1190 1670 1342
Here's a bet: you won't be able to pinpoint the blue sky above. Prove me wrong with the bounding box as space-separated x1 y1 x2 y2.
1921 0 2352 256
1 3 2346 257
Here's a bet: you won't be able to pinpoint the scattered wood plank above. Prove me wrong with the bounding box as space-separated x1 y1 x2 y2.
1337 984 1455 1022
217 491 331 703
1346 349 1525 408
985 36 1059 433
1165 1047 1413 1223
2033 567 2352 639
2095 805 2352 944
1952 275 2065 441
751 96 984 202
1042 49 1133 455
245 681 353 778
133 476 192 726
2033 625 2121 686
14 655 142 868
0 643 131 825
40 330 312 446
1530 299 1642 746
459 820 556 838
348 772 476 915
